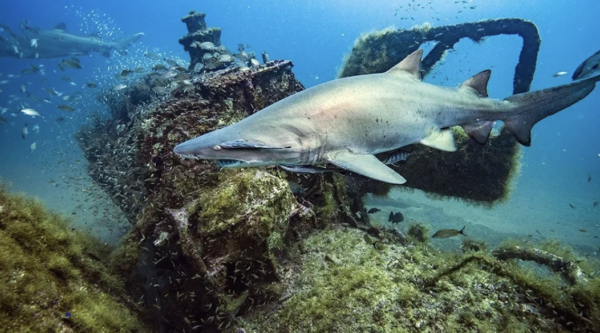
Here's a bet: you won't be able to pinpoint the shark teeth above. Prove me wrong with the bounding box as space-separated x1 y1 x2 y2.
217 159 246 167
176 154 200 160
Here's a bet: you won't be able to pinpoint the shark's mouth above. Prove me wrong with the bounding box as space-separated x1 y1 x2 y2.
217 159 248 168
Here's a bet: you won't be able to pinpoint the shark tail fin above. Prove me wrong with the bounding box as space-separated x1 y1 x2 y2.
503 74 600 146
112 32 145 56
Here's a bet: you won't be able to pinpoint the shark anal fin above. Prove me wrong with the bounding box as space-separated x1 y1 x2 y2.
386 49 423 80
462 121 495 145
460 70 491 97
219 139 290 149
420 129 457 152
327 151 406 184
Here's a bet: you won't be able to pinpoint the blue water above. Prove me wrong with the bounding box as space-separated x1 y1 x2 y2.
1 1 599 249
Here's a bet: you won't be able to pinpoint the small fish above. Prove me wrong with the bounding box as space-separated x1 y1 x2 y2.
569 203 576 209
198 42 215 51
432 226 466 238
113 84 127 91
21 108 41 117
21 124 28 139
553 71 568 77
30 142 36 152
367 208 381 214
588 174 592 183
579 228 587 233
120 69 134 77
57 105 75 112
593 201 599 208
152 86 167 94
20 84 27 93
30 39 38 48
164 59 179 67
32 124 39 134
248 58 260 68
388 211 404 223
152 64 167 71
382 150 411 165
86 83 97 88
61 59 82 69
144 52 160 60
44 88 59 96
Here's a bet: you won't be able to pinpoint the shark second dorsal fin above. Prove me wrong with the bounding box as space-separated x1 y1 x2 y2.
420 129 457 152
54 23 67 31
460 70 491 97
327 151 406 184
386 49 423 80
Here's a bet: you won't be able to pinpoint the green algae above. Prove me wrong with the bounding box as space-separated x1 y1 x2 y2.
238 228 600 332
0 182 149 332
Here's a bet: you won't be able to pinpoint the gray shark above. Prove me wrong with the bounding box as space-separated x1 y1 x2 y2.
174 49 600 184
0 23 143 59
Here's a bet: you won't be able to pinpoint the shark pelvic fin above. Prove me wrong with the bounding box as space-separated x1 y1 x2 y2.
420 129 457 152
218 139 290 149
386 49 423 80
327 151 406 184
460 70 491 97
54 23 67 31
462 121 495 145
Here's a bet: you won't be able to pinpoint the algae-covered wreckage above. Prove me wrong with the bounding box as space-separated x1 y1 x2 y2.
4 10 599 332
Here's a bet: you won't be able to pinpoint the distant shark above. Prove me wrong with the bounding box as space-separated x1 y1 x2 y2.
174 49 600 184
0 22 143 59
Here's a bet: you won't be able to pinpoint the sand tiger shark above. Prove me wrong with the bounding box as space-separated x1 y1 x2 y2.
174 49 600 184
0 22 143 59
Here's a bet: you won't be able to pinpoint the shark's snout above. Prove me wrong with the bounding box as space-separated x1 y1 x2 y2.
173 138 204 159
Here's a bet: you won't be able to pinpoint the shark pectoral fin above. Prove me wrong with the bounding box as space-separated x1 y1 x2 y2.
420 129 457 152
327 152 407 184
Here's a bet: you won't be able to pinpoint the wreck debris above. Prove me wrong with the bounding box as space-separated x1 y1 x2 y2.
339 18 540 94
492 245 588 285
340 19 542 205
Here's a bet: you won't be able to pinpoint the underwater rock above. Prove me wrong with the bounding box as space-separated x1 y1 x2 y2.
338 19 541 205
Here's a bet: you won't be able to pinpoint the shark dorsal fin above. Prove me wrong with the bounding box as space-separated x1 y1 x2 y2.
460 70 491 97
54 23 67 31
386 49 423 80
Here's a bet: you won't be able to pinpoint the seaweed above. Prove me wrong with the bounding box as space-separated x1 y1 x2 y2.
0 181 151 332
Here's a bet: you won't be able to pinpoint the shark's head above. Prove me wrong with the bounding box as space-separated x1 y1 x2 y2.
173 125 305 168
